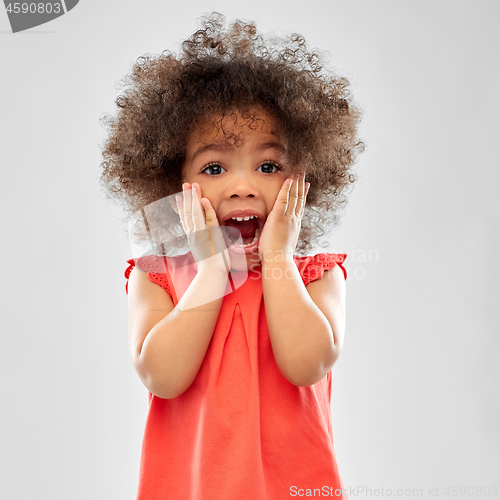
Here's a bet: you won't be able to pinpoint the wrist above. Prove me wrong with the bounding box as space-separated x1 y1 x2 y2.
260 249 295 268
195 253 230 277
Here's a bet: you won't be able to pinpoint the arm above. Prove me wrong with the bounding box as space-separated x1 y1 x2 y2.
127 264 228 399
262 259 346 386
128 181 230 399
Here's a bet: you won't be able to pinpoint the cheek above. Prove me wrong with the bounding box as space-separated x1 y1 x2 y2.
265 184 284 211
273 177 287 198
196 184 220 208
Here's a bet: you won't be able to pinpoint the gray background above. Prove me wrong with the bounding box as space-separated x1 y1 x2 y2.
1 1 499 499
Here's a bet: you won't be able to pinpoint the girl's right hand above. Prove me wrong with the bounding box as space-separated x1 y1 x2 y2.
175 182 231 274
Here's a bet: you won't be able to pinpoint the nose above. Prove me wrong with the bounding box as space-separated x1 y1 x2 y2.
228 171 258 199
230 191 255 198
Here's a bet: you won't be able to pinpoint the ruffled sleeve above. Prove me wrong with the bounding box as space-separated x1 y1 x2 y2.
293 253 348 287
124 255 173 298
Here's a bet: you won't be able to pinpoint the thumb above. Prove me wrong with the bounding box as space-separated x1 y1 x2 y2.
201 198 219 227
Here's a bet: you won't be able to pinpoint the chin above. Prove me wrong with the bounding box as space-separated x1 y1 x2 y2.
228 247 261 272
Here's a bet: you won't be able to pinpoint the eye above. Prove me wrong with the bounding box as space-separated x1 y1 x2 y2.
257 161 281 174
201 163 226 176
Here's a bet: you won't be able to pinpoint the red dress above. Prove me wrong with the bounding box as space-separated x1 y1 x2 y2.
125 253 348 500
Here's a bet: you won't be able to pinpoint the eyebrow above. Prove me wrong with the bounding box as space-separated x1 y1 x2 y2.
191 141 286 161
191 144 227 161
256 141 286 155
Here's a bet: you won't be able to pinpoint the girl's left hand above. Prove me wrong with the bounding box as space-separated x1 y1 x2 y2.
258 173 310 262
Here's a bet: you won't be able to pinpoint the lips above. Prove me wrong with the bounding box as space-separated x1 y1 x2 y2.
222 209 266 224
220 209 266 248
221 210 266 233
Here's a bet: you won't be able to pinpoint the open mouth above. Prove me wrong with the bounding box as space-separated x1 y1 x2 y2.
222 214 264 249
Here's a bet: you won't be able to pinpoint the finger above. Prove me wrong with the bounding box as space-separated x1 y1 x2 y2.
295 173 307 217
182 183 194 233
201 197 219 227
275 178 292 216
168 194 179 215
175 193 186 231
286 174 300 216
191 183 206 232
201 197 226 257
305 182 311 211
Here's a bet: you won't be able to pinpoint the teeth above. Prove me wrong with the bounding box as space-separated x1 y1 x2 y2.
232 227 260 248
230 215 258 221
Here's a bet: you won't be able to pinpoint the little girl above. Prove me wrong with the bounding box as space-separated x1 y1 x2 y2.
100 12 363 500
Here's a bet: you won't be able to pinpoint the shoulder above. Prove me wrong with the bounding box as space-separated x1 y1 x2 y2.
126 263 176 366
126 258 176 335
306 264 346 300
125 255 167 300
127 262 172 304
293 252 348 287
303 258 347 348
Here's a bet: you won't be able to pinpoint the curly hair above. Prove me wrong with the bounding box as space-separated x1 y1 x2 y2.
99 12 364 255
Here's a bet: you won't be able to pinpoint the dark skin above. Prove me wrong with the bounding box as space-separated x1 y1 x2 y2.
126 109 346 398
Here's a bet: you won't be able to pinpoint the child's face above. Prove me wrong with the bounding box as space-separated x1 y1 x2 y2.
182 110 289 269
